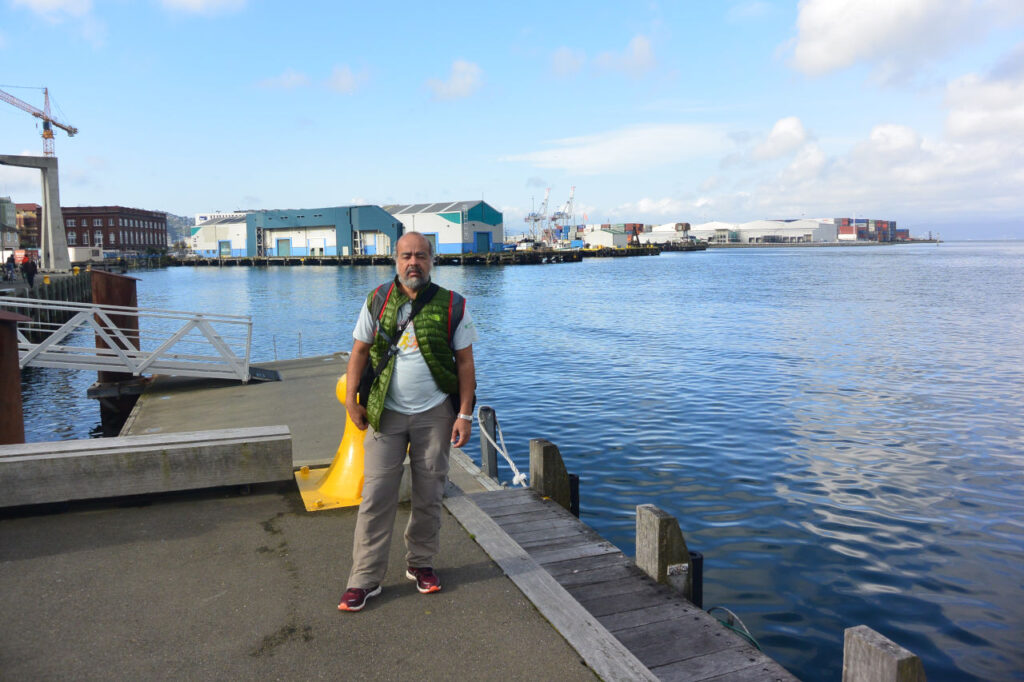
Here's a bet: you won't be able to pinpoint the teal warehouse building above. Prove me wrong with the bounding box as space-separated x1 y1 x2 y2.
245 206 404 257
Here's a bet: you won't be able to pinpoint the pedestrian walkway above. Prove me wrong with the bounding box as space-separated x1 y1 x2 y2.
1 354 603 680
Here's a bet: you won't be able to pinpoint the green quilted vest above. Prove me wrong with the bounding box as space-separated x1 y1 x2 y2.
365 281 459 431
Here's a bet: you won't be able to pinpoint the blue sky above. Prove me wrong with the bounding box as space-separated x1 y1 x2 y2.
1 0 1022 238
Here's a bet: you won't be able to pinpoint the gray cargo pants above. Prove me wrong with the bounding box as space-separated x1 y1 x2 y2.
347 399 454 589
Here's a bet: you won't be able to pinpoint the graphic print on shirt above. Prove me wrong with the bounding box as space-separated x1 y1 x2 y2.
398 322 419 353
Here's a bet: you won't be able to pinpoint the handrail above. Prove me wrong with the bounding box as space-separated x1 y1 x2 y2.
3 297 253 382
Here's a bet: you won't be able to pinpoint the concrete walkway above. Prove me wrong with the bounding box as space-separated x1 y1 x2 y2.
0 354 600 680
121 353 352 468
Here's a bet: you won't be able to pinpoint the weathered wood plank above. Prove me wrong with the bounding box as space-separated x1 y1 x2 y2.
598 601 698 633
576 587 678 618
566 576 654 603
529 540 623 565
468 487 541 506
544 551 634 577
494 516 584 535
555 561 647 589
444 491 659 682
513 525 589 546
478 503 566 520
616 614 740 667
650 645 798 682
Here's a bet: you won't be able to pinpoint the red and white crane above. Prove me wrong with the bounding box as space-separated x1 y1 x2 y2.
0 86 78 156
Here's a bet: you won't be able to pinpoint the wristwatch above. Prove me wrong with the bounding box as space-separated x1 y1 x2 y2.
457 413 473 422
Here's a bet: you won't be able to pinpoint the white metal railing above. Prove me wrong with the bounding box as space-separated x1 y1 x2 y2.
4 297 253 382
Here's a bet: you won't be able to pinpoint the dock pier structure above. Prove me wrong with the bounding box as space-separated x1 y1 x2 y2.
172 245 663 268
1 350 930 680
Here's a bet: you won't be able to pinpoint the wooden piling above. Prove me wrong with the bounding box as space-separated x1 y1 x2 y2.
91 269 142 434
529 438 571 511
478 405 498 481
635 504 693 600
0 311 32 445
842 625 926 682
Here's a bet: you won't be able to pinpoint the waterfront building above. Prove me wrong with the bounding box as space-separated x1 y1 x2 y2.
190 215 248 257
689 219 838 244
245 205 403 257
195 211 246 226
638 222 693 245
381 201 504 253
1 197 17 258
579 225 631 248
15 203 40 247
61 206 169 254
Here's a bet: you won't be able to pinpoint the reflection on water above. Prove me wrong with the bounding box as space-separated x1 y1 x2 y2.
20 243 1024 681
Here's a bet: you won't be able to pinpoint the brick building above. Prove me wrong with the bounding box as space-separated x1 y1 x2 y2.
16 203 41 247
61 206 168 252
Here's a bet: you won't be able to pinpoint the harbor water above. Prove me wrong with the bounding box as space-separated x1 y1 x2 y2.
19 242 1024 681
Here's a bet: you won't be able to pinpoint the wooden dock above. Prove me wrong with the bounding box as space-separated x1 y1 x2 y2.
170 246 664 268
450 486 798 682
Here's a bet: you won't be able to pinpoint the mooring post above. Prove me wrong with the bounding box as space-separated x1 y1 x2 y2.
0 310 32 445
842 625 926 682
529 438 571 511
478 405 498 481
91 269 141 435
635 504 695 603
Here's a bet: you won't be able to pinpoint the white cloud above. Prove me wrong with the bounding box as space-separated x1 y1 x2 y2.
502 123 727 174
326 65 367 94
11 0 105 44
790 0 1024 78
257 69 310 90
782 142 827 182
596 35 656 77
0 156 44 196
427 60 483 100
752 116 808 160
609 197 687 218
160 0 245 13
945 73 1024 139
552 47 586 77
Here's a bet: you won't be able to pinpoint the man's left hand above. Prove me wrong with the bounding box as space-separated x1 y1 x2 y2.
451 418 471 448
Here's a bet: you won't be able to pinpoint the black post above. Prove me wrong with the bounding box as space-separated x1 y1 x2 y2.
689 550 704 608
569 473 580 518
478 405 498 481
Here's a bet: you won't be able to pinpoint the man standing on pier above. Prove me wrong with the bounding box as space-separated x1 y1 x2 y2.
339 231 477 612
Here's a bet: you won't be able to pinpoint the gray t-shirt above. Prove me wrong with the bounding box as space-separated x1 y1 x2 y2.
353 297 478 414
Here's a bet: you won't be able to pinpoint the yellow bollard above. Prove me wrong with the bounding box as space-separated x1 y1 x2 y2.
294 375 367 511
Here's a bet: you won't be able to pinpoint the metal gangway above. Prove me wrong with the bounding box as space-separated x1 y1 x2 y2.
5 297 261 383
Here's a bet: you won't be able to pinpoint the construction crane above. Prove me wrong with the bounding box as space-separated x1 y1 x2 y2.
524 187 550 240
0 86 78 156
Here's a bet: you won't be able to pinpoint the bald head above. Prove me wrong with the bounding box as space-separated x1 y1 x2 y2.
395 231 433 292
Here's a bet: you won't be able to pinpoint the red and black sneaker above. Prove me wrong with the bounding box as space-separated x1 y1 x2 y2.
337 585 381 612
405 566 442 594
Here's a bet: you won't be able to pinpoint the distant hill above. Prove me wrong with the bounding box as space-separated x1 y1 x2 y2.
163 212 192 245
